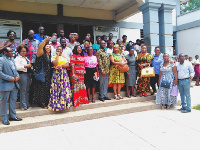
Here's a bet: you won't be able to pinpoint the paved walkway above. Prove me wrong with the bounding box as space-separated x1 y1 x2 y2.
0 82 200 150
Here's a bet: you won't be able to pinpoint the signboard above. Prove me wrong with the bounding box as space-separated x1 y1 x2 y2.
93 26 119 43
0 19 22 44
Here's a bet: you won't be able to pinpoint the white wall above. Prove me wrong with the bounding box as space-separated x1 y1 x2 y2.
120 28 141 43
177 8 200 26
177 26 200 58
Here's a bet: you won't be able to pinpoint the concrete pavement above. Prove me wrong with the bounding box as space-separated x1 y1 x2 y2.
0 82 200 150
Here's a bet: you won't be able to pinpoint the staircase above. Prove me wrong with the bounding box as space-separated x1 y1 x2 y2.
0 92 159 133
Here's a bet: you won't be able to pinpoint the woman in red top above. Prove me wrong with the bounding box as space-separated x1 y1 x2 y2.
70 45 89 107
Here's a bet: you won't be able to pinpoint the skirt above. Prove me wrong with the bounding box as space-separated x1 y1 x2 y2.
194 65 200 77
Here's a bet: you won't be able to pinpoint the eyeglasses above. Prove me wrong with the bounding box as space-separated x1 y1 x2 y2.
7 51 13 53
9 34 16 36
20 51 27 53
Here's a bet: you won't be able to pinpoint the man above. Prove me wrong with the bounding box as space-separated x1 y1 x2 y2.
50 34 61 53
23 30 40 64
60 38 72 63
177 53 194 113
34 26 45 42
96 40 111 101
107 33 113 44
0 47 22 125
57 29 69 44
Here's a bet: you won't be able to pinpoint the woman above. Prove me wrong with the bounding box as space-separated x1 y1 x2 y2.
68 33 79 51
84 46 99 103
192 55 200 86
0 30 19 59
156 53 178 109
92 36 101 51
109 44 127 100
70 45 89 107
48 46 71 111
125 47 136 97
150 47 164 95
15 44 32 110
136 44 154 97
32 37 52 108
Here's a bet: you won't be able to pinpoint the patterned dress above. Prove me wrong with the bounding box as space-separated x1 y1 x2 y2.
136 53 154 94
70 54 89 107
4 40 19 60
156 63 177 105
48 56 72 111
108 53 125 87
32 54 52 106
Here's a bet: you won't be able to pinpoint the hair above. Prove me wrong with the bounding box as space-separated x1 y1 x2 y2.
189 56 192 59
122 35 127 38
129 46 134 50
116 39 121 44
96 35 101 40
102 35 107 39
109 33 113 36
113 44 120 49
155 46 160 50
163 53 169 56
195 55 199 57
43 44 51 55
16 44 29 53
141 44 147 48
73 45 83 56
179 53 184 57
84 39 90 43
1 47 9 54
56 46 63 51
185 55 188 57
7 30 16 37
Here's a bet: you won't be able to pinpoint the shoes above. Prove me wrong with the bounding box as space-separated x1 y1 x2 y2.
140 93 143 97
144 93 147 97
131 94 136 97
21 107 27 111
9 117 22 121
181 109 191 113
151 92 155 95
99 98 105 102
2 120 10 125
92 98 95 103
126 94 131 98
118 95 123 99
104 97 111 100
178 108 185 111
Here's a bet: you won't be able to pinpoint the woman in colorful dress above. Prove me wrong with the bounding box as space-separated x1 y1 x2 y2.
70 45 89 107
156 53 178 110
0 30 19 59
32 37 52 108
109 44 127 100
84 46 99 103
48 46 71 111
136 44 154 97
125 47 136 97
192 55 200 86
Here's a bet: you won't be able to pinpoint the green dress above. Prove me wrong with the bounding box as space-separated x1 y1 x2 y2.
136 53 154 94
108 53 125 87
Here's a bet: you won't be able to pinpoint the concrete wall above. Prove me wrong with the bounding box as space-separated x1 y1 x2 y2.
120 28 141 43
177 26 200 58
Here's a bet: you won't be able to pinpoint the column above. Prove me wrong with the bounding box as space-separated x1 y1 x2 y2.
159 4 175 56
139 2 161 54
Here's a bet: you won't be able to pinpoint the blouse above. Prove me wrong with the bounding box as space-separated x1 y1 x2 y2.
52 56 68 67
84 55 98 68
14 55 30 72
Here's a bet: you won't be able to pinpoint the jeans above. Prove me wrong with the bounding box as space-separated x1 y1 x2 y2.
99 73 109 99
178 78 191 111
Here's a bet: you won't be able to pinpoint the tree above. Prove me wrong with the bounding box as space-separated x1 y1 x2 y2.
181 0 200 14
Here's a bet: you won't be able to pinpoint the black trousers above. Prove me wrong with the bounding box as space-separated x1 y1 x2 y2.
150 74 159 92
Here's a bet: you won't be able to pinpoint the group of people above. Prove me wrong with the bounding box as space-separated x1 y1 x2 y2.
0 26 194 126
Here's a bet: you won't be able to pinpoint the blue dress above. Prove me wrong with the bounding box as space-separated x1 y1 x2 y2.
156 63 177 105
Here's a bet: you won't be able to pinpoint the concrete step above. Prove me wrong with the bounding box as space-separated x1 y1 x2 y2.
15 96 156 119
0 100 159 133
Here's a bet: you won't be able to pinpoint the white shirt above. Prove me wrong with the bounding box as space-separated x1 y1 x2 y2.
107 48 113 56
14 55 30 72
176 61 194 79
51 47 72 63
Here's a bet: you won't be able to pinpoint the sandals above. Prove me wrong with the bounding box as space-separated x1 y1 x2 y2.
161 105 166 110
167 105 170 110
118 94 123 99
114 95 120 100
126 94 131 98
92 98 95 103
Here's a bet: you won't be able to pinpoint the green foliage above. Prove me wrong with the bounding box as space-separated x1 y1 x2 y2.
181 0 200 14
193 104 200 110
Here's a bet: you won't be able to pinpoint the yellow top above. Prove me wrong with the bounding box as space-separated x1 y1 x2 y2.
52 56 68 67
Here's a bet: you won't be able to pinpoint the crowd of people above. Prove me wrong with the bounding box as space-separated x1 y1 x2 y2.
0 26 196 125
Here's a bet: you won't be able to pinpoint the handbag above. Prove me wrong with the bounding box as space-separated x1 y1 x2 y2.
160 79 171 89
33 63 45 83
117 59 129 72
141 67 155 77
171 86 178 96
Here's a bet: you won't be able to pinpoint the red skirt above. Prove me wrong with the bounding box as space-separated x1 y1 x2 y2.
194 65 200 77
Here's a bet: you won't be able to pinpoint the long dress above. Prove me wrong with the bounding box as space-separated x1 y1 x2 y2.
156 63 177 105
48 56 72 111
136 53 153 94
108 53 125 87
32 53 52 106
125 54 136 86
70 54 89 107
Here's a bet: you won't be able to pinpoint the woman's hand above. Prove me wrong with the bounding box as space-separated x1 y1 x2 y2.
55 65 62 70
43 36 51 43
26 64 32 68
139 64 143 69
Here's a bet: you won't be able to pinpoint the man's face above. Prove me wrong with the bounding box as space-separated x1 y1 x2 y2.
61 39 66 47
5 47 13 57
39 27 44 34
60 30 64 37
109 34 113 39
28 30 35 38
100 41 106 48
179 54 185 62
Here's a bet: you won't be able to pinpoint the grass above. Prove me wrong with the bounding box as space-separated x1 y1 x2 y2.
193 104 200 110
